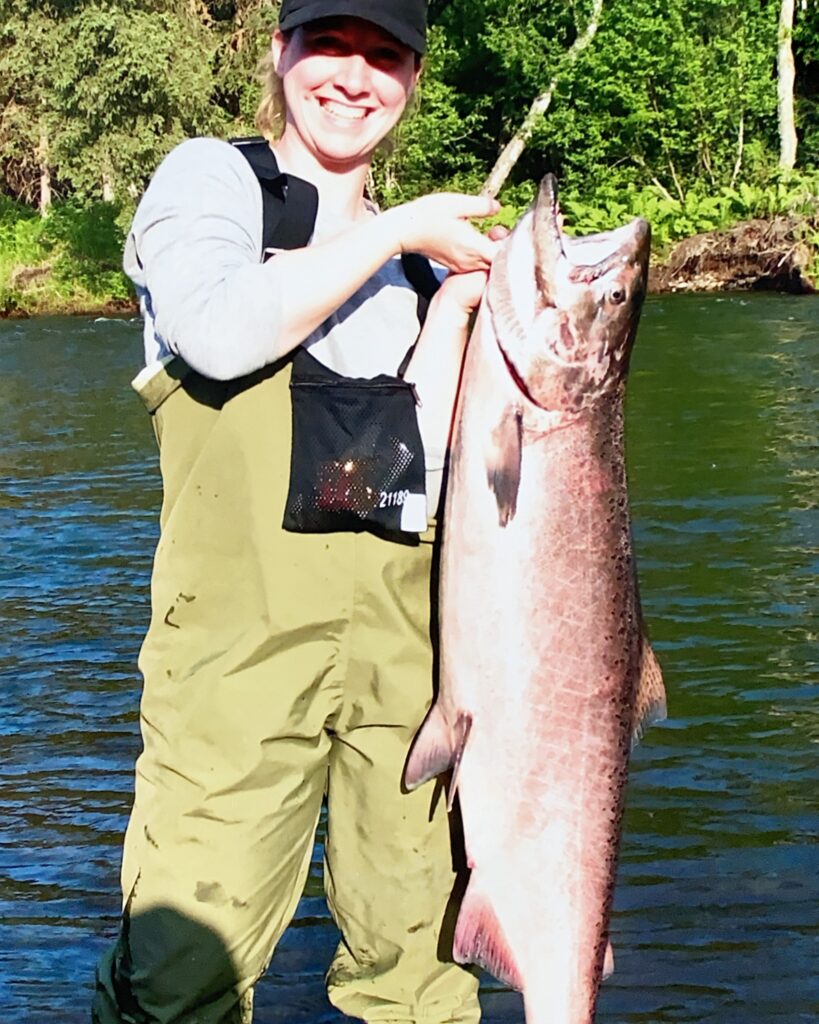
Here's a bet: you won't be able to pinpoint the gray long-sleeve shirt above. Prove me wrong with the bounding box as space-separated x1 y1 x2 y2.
125 137 444 514
124 137 425 380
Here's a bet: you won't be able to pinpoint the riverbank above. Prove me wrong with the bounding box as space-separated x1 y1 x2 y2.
0 274 137 318
649 215 817 295
0 198 132 319
2 213 817 319
1 291 138 318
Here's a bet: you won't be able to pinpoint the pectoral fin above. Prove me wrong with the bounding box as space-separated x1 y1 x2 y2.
486 406 523 527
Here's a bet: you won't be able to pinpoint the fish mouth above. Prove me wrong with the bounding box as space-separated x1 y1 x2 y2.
487 173 651 414
532 174 565 303
533 174 650 306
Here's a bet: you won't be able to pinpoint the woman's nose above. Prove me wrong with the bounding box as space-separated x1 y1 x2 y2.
335 53 370 96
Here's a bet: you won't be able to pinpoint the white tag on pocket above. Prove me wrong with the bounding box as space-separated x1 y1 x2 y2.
400 492 428 533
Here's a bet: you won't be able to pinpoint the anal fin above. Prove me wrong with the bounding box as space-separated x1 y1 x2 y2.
404 703 473 805
453 877 523 991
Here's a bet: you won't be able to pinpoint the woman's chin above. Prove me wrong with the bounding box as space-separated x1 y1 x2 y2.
311 139 380 170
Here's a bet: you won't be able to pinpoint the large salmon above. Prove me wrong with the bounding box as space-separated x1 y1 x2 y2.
405 176 666 1023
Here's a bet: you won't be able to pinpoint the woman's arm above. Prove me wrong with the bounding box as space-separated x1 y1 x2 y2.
128 138 499 380
402 269 489 496
269 193 498 357
402 226 510 500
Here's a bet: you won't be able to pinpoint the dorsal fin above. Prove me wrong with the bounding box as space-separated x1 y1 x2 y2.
603 941 615 979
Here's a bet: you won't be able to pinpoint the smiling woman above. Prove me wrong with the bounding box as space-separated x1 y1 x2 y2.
271 17 421 168
90 2 506 1023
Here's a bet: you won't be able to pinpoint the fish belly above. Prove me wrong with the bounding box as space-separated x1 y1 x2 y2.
440 309 640 1022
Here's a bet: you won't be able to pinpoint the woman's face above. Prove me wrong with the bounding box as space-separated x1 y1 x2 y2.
272 17 420 171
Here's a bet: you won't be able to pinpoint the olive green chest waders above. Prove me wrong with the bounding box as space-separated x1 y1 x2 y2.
92 142 481 1024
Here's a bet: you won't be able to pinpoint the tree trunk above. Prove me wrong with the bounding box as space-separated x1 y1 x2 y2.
37 124 52 218
730 112 745 189
102 168 115 202
481 0 604 197
777 0 797 169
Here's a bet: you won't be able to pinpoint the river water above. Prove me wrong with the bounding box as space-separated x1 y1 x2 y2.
1 295 817 1023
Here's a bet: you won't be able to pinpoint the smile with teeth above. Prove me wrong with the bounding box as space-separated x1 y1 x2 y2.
320 99 369 121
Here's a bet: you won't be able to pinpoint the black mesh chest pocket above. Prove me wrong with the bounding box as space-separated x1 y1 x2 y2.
283 347 428 535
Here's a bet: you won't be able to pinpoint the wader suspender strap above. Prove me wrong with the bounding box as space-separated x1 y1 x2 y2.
396 252 441 377
231 136 441 378
230 137 319 253
400 252 441 305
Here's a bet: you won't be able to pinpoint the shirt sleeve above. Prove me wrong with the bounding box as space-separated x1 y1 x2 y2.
124 137 289 380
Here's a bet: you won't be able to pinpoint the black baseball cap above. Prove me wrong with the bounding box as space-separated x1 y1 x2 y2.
279 0 428 54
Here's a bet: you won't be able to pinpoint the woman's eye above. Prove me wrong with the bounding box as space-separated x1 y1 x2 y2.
305 33 347 55
370 47 403 67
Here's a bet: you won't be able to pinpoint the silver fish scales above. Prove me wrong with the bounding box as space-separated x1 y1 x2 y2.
405 176 666 1024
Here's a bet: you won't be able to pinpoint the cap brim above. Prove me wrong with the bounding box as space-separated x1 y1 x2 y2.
279 2 427 54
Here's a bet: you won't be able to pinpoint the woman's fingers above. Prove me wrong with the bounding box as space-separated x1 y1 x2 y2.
436 267 490 315
394 193 502 271
425 221 502 273
409 192 499 223
432 222 513 315
487 224 511 242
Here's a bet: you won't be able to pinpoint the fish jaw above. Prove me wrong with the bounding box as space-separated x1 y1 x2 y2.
487 175 650 414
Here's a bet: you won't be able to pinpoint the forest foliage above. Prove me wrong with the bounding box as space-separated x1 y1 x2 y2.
1 0 819 309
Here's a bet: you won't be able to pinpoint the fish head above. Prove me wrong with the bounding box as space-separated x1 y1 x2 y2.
486 174 651 414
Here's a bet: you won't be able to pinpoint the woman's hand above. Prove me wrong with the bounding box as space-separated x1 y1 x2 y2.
433 224 511 322
389 193 502 273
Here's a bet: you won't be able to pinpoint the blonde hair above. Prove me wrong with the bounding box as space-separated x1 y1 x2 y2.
255 47 287 142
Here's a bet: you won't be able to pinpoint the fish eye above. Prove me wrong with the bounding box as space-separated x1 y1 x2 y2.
608 287 626 305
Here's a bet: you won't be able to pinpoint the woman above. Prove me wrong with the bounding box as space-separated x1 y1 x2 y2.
93 1 501 1021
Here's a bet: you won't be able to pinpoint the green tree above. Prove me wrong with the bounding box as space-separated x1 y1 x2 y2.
0 0 224 208
2 0 817 219
206 0 279 133
553 0 778 195
0 1 67 212
793 0 819 163
50 1 220 202
391 0 782 205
